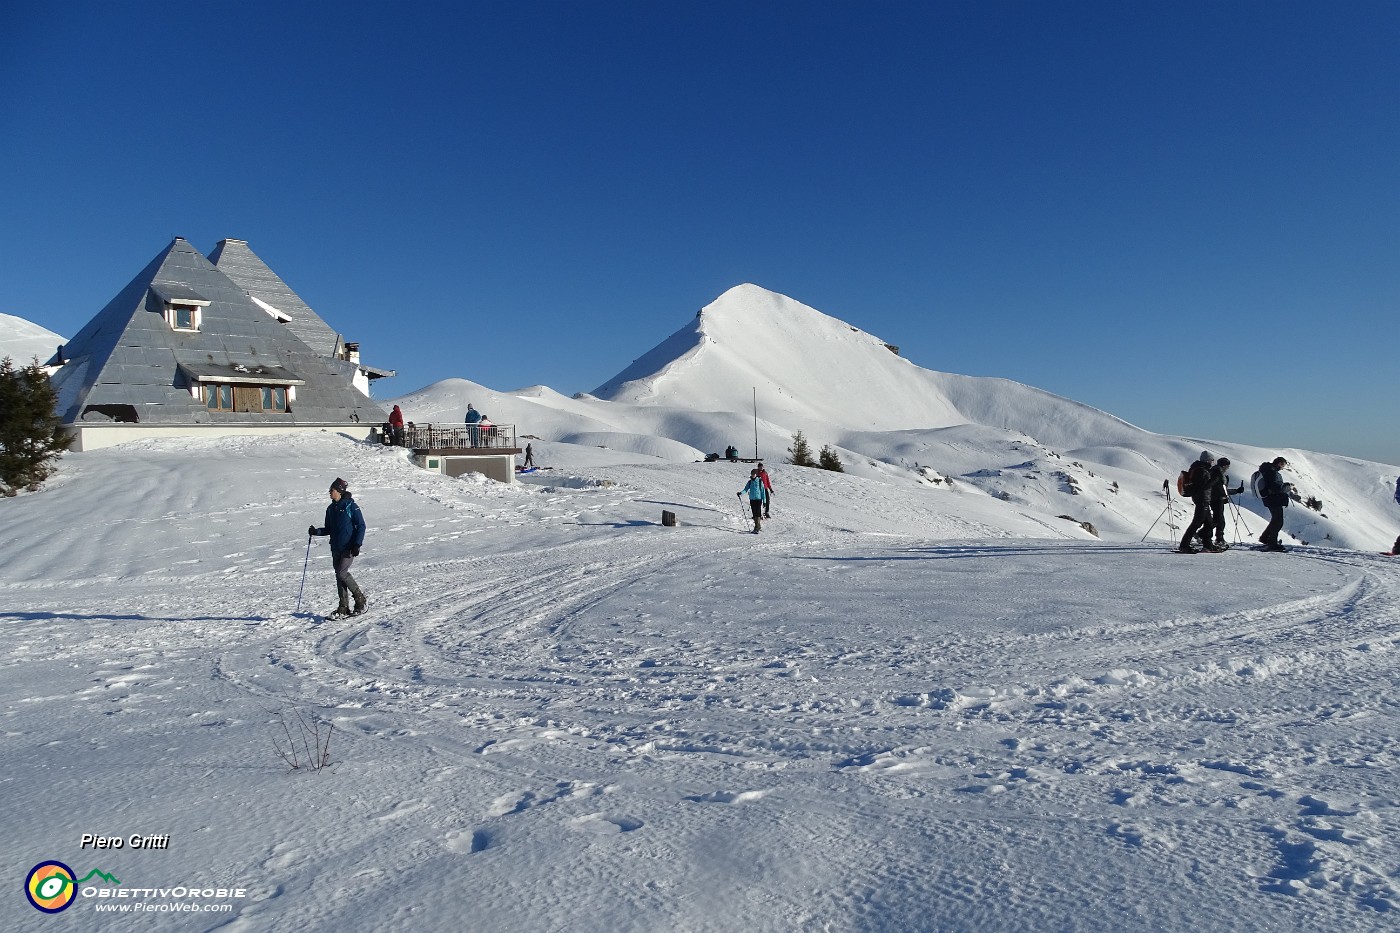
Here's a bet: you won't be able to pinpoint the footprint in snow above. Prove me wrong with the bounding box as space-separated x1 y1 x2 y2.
445 829 493 853
569 813 644 834
684 789 769 805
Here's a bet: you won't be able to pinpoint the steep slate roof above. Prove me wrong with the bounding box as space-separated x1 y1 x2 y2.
207 238 343 357
51 238 387 427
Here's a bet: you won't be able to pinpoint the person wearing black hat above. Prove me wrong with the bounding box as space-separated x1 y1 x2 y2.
1200 456 1246 549
308 477 367 618
1179 451 1222 554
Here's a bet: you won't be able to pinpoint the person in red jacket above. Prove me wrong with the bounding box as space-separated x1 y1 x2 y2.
387 405 405 446
757 462 774 519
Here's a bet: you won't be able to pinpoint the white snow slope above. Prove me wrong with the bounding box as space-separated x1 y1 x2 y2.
4 434 1399 932
0 312 64 366
403 284 1400 552
4 286 1399 931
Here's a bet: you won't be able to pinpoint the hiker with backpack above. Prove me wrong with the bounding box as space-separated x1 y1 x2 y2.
738 469 766 533
1254 457 1291 552
1201 457 1246 549
757 462 774 519
1178 451 1222 554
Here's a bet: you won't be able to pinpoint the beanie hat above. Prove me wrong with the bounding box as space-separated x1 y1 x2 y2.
1218 457 1231 467
330 477 349 494
1199 450 1215 462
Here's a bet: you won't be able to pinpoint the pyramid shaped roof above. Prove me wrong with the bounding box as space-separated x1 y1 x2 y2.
207 238 343 357
51 238 387 427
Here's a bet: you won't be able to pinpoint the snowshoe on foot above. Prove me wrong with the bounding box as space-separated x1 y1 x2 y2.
1176 544 1199 554
351 596 368 617
325 606 352 621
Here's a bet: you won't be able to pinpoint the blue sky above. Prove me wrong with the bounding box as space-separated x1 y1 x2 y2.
2 1 1396 464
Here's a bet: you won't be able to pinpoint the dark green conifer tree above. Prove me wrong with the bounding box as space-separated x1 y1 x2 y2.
788 430 816 467
818 444 844 472
0 357 72 496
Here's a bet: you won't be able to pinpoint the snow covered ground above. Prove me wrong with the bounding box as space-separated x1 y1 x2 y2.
5 432 1399 931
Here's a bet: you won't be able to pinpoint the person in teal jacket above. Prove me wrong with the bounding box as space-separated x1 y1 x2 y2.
309 477 367 618
738 469 765 533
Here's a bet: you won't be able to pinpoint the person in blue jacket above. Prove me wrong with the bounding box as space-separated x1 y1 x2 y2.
465 404 481 447
738 469 765 533
309 477 367 618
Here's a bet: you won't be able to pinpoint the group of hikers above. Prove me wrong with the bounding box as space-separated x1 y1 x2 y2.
738 463 775 533
1178 451 1296 554
302 440 1397 618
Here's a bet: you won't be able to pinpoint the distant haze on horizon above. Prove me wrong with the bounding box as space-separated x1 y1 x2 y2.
1 2 1395 466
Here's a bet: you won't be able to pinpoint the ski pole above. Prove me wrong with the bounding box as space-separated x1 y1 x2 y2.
1163 479 1178 541
1140 502 1172 542
294 534 312 614
1230 499 1253 541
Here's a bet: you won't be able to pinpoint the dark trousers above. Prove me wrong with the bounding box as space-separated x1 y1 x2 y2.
749 499 763 528
1181 497 1213 548
763 490 772 518
1208 497 1228 542
1261 503 1286 545
332 552 364 608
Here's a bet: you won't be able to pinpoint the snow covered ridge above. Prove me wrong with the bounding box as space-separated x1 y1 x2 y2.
394 284 1400 553
5 281 1397 549
0 311 64 365
5 431 1400 930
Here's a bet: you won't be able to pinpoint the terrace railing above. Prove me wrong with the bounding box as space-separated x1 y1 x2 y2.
403 422 518 452
406 420 520 451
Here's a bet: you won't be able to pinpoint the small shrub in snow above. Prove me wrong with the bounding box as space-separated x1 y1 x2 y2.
270 707 336 774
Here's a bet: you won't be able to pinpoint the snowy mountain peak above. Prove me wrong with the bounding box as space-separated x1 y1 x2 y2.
591 283 940 431
697 283 885 347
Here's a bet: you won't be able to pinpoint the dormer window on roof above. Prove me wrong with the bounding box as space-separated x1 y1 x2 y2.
151 283 212 333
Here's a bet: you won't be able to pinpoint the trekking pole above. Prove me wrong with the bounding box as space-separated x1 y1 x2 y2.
1140 502 1171 542
294 534 312 614
1164 479 1176 537
1164 479 1178 541
1229 499 1253 542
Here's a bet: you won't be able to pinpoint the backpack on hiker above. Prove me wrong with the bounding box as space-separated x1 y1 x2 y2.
1177 460 1208 497
1251 463 1269 500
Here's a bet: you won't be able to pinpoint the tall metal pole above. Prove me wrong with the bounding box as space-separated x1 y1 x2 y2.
753 387 759 461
